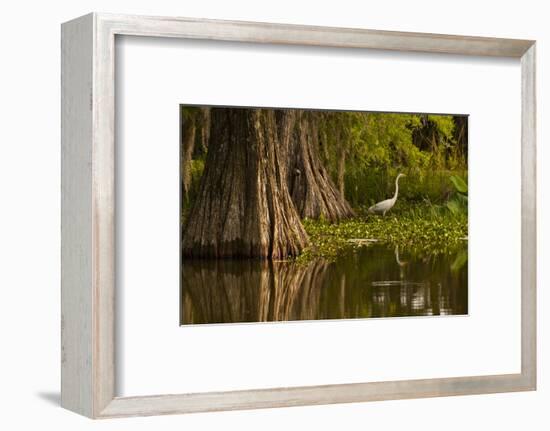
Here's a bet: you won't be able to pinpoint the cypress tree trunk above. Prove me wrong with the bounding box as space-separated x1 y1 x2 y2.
182 108 309 259
288 110 354 222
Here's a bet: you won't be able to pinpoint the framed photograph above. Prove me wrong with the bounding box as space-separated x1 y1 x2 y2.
61 13 536 418
178 105 469 325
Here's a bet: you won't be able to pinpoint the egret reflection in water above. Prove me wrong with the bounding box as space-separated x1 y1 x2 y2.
180 244 468 325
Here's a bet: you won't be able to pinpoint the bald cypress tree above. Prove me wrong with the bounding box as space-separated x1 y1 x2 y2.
287 110 355 222
182 108 309 259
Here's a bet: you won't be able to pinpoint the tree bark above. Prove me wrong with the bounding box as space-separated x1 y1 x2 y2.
287 110 354 221
182 108 309 259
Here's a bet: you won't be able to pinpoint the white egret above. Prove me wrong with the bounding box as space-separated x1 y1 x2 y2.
368 173 406 216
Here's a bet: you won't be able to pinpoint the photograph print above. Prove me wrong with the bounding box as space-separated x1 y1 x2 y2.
180 106 468 325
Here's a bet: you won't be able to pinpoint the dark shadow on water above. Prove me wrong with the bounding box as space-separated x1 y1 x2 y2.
36 391 61 406
181 243 468 325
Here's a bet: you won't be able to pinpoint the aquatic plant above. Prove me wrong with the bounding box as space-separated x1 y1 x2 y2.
297 203 467 263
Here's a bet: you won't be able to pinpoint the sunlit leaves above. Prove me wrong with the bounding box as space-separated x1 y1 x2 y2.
427 115 455 139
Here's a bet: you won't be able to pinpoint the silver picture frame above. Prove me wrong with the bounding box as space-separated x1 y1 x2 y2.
61 12 536 418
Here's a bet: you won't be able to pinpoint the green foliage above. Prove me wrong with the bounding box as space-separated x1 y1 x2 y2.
181 159 205 221
297 202 468 264
316 112 466 208
427 115 455 139
445 174 468 216
181 109 467 213
449 174 468 193
346 167 466 208
181 105 203 124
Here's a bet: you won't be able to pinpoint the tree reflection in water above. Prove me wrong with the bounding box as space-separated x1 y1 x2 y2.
181 244 468 325
181 259 329 324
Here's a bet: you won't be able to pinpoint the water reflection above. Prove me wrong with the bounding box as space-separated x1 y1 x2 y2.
181 244 468 324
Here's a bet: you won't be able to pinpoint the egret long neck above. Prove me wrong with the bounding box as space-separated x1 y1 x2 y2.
393 176 400 200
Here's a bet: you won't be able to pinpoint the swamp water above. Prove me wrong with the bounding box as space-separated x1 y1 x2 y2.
180 244 468 325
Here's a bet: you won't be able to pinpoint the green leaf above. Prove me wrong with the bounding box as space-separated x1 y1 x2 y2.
449 175 468 193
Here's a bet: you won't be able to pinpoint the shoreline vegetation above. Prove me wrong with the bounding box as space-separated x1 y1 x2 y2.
297 170 469 264
298 170 469 263
297 202 468 264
